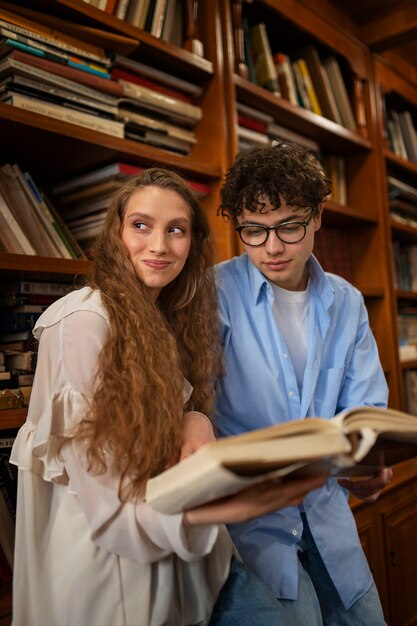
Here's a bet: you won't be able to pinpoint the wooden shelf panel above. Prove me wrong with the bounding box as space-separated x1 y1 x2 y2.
385 148 417 178
9 0 214 83
0 254 91 280
0 408 26 430
390 218 417 239
0 105 221 183
234 75 372 154
400 359 417 370
396 289 417 300
325 200 378 225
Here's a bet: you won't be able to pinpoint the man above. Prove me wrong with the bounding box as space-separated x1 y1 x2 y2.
214 141 392 626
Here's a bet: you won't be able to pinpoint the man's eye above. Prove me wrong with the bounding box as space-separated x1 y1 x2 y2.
280 223 301 234
244 226 265 235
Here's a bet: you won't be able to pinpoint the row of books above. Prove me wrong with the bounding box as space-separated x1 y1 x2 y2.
81 0 184 48
237 103 347 206
313 226 352 282
0 163 85 258
392 240 417 292
51 162 211 251
0 280 75 412
244 22 357 132
0 5 202 156
386 109 417 164
389 176 417 229
398 309 417 362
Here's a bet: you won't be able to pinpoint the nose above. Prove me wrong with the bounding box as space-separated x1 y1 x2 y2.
265 229 285 255
149 229 169 254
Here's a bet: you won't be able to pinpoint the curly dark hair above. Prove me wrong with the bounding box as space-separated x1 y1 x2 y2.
219 141 331 224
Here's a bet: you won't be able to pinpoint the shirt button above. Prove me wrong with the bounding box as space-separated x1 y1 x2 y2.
283 353 288 359
288 391 294 398
291 529 298 536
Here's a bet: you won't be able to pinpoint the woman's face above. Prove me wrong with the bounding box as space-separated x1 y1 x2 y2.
121 186 192 300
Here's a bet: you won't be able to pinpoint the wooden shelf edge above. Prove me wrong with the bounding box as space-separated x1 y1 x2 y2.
0 105 222 180
396 289 417 300
0 253 91 276
234 75 372 152
400 359 417 370
325 200 378 224
385 148 417 175
390 218 417 237
0 408 27 430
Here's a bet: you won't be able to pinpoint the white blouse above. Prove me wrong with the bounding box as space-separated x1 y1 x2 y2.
10 287 233 626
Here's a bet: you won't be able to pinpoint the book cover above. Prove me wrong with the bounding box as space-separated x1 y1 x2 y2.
111 66 193 103
293 58 322 116
2 91 125 138
322 56 356 132
0 4 109 65
249 23 279 95
274 52 298 106
145 406 417 514
6 49 123 97
0 186 36 255
296 46 342 124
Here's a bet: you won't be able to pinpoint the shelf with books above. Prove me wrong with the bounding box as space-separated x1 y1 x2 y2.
234 75 372 155
7 0 214 82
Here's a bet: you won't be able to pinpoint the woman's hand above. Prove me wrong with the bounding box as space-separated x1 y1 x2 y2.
180 411 216 460
338 467 393 503
183 473 328 526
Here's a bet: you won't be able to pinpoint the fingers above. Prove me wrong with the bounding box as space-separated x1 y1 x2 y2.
338 466 393 503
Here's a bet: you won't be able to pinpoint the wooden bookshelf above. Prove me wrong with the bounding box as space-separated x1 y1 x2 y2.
1 1 417 623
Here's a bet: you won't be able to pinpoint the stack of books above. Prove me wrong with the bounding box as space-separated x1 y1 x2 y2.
0 5 203 156
52 162 212 250
237 102 320 154
0 280 75 409
0 163 85 259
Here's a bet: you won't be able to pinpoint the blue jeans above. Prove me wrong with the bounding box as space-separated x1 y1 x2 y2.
268 512 387 626
209 558 284 626
209 514 387 626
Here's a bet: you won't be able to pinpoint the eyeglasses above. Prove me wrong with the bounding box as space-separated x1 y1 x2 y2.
235 215 314 247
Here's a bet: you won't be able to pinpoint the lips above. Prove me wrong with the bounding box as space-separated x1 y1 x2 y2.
143 260 171 270
264 260 289 270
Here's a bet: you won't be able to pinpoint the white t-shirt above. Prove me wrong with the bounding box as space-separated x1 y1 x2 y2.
271 281 310 393
11 286 233 626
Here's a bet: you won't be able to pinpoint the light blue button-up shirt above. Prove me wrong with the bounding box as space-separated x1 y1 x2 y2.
214 253 388 609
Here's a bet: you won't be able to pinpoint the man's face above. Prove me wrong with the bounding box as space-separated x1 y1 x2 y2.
237 197 321 291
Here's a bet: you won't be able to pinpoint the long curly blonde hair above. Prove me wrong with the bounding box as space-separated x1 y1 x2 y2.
77 168 220 500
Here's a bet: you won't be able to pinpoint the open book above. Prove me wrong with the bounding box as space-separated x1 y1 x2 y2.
145 406 417 514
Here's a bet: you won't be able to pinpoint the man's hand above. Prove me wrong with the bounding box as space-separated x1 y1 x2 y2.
338 467 393 503
180 411 216 460
183 474 328 526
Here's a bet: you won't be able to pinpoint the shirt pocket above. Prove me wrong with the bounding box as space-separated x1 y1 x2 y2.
312 366 345 417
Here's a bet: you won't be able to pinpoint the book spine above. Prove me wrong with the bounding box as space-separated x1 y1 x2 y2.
4 280 73 296
0 188 36 255
0 7 110 64
0 311 41 332
10 50 123 97
118 79 202 122
111 67 192 103
3 92 125 138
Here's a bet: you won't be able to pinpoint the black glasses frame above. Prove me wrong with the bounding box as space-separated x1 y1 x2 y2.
235 214 314 247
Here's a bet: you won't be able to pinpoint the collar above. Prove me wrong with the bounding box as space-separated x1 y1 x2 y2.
246 253 335 310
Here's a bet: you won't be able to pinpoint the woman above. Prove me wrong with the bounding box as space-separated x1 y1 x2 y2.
10 168 325 626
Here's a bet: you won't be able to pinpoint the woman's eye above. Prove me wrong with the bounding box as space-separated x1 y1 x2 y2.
169 226 186 235
133 222 149 231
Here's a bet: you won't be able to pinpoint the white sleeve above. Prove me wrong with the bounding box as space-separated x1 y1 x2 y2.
52 310 219 564
61 441 219 564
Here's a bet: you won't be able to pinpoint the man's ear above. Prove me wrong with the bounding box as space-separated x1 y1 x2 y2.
313 203 324 231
